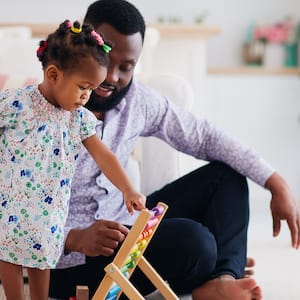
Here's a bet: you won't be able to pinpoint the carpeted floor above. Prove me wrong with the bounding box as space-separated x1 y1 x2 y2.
247 203 300 300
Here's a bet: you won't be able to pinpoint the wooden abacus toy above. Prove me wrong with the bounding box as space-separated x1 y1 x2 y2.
75 202 178 300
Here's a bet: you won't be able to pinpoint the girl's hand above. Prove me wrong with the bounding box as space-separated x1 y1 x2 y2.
124 191 146 215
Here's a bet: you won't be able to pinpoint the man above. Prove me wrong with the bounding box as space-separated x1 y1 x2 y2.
49 1 300 299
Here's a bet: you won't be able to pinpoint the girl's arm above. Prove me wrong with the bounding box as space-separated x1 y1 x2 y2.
83 134 146 214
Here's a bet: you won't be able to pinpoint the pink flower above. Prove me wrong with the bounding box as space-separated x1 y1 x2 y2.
254 26 268 41
265 24 289 43
253 20 295 44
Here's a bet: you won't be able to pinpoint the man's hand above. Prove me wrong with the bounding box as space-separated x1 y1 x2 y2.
266 172 300 249
65 220 129 257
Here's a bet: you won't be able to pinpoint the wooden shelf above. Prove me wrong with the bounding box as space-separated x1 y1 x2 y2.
0 22 221 39
150 23 221 38
208 66 300 76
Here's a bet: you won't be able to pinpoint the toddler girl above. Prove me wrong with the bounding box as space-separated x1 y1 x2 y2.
0 20 145 300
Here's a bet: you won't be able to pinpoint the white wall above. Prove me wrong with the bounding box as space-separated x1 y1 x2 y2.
202 74 300 203
1 0 300 67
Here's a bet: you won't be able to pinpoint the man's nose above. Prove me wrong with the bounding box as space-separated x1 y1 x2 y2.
106 65 119 84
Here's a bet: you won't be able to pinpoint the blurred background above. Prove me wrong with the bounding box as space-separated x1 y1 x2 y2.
1 0 300 67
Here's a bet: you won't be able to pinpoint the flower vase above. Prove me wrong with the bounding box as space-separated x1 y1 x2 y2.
263 43 285 68
284 43 298 67
243 40 265 66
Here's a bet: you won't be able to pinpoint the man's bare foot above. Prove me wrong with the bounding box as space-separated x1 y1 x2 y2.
243 257 255 278
192 276 262 300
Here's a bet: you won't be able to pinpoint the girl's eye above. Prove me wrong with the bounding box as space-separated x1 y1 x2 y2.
79 86 94 91
79 86 90 91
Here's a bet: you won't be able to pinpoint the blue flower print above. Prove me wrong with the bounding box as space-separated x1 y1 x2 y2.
37 124 46 132
51 225 57 233
20 169 32 177
8 215 18 223
33 243 42 250
60 178 70 187
12 100 23 110
44 196 53 204
53 148 60 155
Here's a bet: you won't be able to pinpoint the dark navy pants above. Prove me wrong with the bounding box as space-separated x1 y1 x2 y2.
49 161 249 299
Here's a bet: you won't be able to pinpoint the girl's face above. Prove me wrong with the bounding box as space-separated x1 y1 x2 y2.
49 57 107 111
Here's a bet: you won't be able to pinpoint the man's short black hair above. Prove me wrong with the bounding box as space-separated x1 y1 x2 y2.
84 0 146 42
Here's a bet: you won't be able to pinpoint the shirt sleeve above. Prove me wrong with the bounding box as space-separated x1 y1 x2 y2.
139 84 275 187
55 225 86 269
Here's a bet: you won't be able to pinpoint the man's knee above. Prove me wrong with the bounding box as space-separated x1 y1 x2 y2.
152 218 217 272
214 161 247 184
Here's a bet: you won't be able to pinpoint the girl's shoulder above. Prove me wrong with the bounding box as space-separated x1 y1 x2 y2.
0 85 36 112
0 85 38 127
0 84 37 103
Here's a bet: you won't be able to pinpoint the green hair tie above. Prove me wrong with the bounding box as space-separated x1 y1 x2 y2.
102 43 112 53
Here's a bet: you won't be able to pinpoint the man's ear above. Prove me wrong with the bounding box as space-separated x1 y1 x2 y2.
45 64 61 83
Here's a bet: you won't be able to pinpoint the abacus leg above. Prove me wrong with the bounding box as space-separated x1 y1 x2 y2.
138 256 179 300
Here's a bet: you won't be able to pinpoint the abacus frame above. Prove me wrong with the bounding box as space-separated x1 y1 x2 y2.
76 202 178 300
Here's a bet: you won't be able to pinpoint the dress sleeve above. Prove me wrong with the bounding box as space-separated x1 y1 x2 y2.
79 108 97 141
0 88 24 128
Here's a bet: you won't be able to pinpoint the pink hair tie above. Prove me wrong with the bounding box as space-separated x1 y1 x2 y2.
91 30 112 53
65 21 72 29
91 30 104 46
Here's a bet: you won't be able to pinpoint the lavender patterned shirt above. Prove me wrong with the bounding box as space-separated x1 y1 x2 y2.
57 79 274 268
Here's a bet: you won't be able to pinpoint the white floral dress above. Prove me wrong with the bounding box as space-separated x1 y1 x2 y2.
0 85 96 269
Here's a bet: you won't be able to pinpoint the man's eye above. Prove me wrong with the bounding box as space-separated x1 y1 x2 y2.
79 86 87 90
120 65 134 72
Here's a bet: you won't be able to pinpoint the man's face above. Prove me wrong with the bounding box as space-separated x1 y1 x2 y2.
85 23 143 112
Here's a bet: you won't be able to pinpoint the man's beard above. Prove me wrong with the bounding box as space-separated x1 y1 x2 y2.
85 79 133 112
